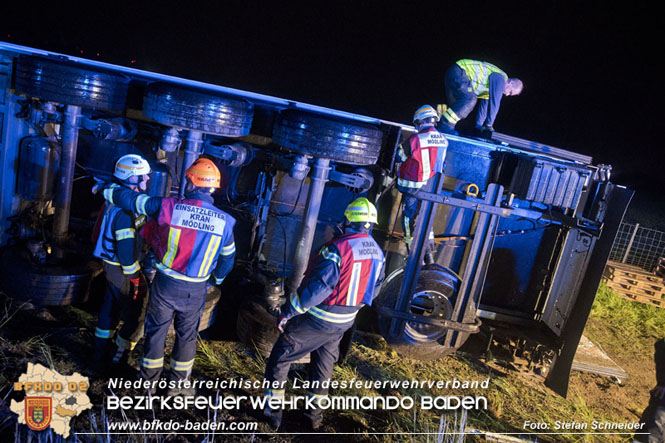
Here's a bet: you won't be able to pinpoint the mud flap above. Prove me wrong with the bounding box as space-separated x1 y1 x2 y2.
545 184 633 396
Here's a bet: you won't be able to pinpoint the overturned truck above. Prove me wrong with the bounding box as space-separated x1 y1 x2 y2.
0 42 632 396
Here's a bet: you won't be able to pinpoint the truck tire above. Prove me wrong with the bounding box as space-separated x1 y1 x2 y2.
0 246 98 306
142 83 254 136
167 286 221 335
14 55 130 111
236 301 311 363
272 111 383 165
236 301 280 358
375 265 466 361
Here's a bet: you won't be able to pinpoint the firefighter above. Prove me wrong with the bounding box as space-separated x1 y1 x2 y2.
395 105 448 244
438 59 523 136
263 197 385 430
92 154 151 371
99 158 236 395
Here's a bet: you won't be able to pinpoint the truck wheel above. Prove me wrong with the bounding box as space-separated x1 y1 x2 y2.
14 55 130 111
0 246 98 306
375 265 467 360
142 83 254 136
167 286 221 335
236 301 280 358
272 111 383 165
236 301 311 363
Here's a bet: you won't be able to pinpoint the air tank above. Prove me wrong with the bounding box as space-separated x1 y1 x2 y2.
17 136 57 201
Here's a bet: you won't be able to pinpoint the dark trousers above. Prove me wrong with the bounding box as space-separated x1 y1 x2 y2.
139 271 206 382
95 262 148 362
636 400 665 442
264 315 348 399
398 185 420 238
441 65 477 127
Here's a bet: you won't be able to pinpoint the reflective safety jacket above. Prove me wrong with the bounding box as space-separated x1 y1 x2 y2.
102 185 236 284
397 127 448 188
283 231 385 328
92 202 145 277
456 59 507 99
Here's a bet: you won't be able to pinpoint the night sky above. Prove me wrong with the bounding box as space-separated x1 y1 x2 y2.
2 3 663 221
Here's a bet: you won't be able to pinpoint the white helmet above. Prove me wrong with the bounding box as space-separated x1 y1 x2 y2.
114 154 151 181
413 105 439 124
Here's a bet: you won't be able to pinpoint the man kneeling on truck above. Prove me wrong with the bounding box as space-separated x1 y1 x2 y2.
263 197 385 430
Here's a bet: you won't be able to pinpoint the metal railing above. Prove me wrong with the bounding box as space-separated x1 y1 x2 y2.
609 223 665 272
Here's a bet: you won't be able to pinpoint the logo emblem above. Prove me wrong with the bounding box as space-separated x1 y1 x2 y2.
25 397 52 431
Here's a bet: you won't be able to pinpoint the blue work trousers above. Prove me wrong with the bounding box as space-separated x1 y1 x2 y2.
441 64 477 128
140 271 206 382
264 314 348 398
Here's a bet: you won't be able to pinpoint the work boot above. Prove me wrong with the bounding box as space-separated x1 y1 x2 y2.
263 407 282 430
437 120 458 136
304 408 323 430
166 386 196 397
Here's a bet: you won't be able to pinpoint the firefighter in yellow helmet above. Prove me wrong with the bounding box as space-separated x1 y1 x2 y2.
263 197 385 430
99 157 236 395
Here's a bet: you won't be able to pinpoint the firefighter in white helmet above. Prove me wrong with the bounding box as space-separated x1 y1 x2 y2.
92 154 151 372
395 105 448 244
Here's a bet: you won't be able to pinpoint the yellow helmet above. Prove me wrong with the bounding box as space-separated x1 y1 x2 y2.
344 197 377 224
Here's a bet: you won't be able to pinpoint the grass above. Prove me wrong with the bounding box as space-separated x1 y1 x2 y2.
0 281 659 442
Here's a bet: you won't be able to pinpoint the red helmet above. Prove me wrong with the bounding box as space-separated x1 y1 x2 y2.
185 158 221 188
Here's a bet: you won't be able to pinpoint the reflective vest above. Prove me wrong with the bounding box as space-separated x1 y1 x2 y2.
456 59 507 99
150 197 235 280
92 204 144 266
321 233 384 307
398 128 448 188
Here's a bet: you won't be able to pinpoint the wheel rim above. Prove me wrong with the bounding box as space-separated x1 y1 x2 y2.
404 287 454 343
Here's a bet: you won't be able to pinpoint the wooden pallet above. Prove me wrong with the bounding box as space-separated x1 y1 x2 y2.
604 261 665 307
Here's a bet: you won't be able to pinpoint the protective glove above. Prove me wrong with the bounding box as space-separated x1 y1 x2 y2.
277 316 288 333
129 277 141 300
91 178 108 195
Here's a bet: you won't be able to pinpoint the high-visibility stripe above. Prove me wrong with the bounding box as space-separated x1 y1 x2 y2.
122 261 141 275
103 185 118 204
308 306 357 323
265 389 285 398
141 356 164 369
102 259 121 266
346 262 363 306
170 358 195 371
443 107 460 124
115 335 137 351
155 262 209 282
421 148 431 181
162 227 181 267
95 327 111 339
320 247 342 267
289 292 307 314
220 242 236 256
397 178 426 188
115 228 135 241
135 195 150 215
198 235 222 277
